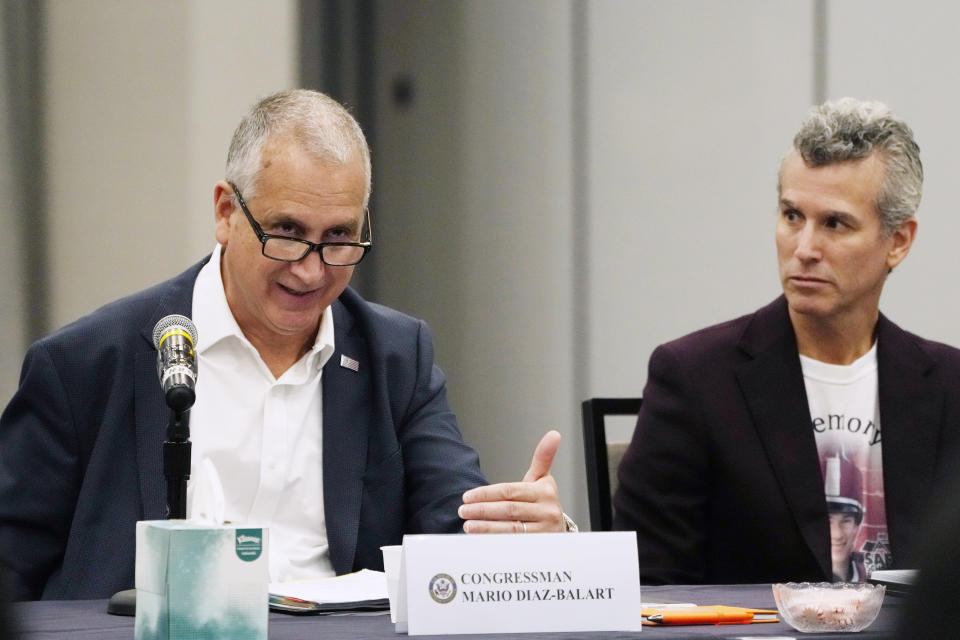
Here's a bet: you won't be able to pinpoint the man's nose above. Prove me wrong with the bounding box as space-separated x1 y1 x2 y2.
794 224 821 262
288 248 326 282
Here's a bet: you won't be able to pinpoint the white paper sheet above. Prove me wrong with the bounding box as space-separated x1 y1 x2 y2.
269 569 388 604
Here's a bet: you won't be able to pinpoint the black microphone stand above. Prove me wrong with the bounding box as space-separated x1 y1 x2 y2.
163 408 191 519
111 316 199 616
109 397 193 616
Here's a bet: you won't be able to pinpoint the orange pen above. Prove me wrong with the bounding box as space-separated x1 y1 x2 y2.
647 609 754 625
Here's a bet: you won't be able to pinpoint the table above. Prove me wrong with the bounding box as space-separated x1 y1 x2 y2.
8 584 903 639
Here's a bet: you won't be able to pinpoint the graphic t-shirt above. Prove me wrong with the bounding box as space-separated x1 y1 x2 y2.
800 343 891 582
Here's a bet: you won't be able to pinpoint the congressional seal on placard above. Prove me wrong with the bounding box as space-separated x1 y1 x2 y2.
429 573 457 604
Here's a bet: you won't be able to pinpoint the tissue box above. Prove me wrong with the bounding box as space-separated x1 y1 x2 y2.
134 520 269 640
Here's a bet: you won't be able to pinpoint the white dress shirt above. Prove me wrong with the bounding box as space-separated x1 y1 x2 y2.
187 244 337 581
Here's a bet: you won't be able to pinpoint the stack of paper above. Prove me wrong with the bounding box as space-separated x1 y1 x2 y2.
269 569 389 615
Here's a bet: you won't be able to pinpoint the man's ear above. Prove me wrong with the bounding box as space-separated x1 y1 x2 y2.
886 217 917 271
213 181 235 246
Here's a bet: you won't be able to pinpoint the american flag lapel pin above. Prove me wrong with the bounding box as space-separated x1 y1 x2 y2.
340 354 360 372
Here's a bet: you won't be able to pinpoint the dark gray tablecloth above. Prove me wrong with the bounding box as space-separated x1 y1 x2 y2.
7 583 903 639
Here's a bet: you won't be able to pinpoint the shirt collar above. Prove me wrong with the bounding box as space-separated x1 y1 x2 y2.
192 244 336 370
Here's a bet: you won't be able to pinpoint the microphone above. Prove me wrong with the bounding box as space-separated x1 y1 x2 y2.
152 314 199 413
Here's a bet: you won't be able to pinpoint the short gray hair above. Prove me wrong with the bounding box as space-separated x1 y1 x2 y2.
225 89 371 207
783 97 922 235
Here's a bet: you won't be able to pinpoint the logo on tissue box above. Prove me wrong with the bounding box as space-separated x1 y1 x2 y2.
235 529 263 562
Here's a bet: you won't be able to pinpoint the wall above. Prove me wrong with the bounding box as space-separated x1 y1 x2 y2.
827 1 960 345
585 1 814 398
371 0 578 507
0 7 26 403
42 0 297 332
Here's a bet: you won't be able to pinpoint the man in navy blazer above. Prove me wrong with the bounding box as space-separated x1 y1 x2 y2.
0 90 569 601
614 98 960 584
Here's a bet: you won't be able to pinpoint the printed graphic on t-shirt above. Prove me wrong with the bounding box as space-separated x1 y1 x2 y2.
817 443 891 582
801 346 891 582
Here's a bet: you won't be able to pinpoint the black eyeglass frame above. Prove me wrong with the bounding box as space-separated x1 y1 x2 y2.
228 181 372 266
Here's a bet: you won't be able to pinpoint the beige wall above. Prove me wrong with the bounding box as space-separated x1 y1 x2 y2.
827 1 960 345
43 0 297 331
0 17 26 403
373 0 577 497
585 1 814 398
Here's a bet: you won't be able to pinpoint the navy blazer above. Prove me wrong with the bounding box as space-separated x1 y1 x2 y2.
0 258 486 600
613 296 960 584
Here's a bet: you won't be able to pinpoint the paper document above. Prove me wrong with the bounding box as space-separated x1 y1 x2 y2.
868 568 916 594
269 569 389 614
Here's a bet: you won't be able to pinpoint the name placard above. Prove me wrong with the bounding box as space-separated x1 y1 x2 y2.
397 532 641 635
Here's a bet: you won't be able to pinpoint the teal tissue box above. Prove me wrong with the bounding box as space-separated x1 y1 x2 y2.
134 520 269 640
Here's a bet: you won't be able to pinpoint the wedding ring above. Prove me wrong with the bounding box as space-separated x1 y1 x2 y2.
520 521 527 534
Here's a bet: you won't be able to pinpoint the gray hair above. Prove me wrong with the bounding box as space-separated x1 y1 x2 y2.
225 89 371 207
783 97 922 236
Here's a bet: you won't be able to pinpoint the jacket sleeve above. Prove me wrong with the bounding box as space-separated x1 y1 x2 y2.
0 342 82 600
612 342 710 585
398 319 486 534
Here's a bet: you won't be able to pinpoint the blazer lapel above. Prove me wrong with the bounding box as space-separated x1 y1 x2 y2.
322 300 372 575
876 314 940 562
734 298 831 578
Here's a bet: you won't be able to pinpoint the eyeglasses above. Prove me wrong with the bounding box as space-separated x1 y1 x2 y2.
229 181 372 266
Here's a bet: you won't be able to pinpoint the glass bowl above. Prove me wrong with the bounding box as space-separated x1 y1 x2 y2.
772 582 885 633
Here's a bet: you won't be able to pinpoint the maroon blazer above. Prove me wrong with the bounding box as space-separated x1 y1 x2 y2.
613 296 960 584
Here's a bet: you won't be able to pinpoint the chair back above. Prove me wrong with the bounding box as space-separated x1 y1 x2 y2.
581 397 642 531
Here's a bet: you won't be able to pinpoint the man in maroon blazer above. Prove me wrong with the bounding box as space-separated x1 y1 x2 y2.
613 98 960 585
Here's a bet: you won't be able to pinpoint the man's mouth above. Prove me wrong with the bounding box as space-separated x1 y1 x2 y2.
279 283 315 297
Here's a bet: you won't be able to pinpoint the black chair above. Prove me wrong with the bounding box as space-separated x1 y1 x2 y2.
581 397 642 531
